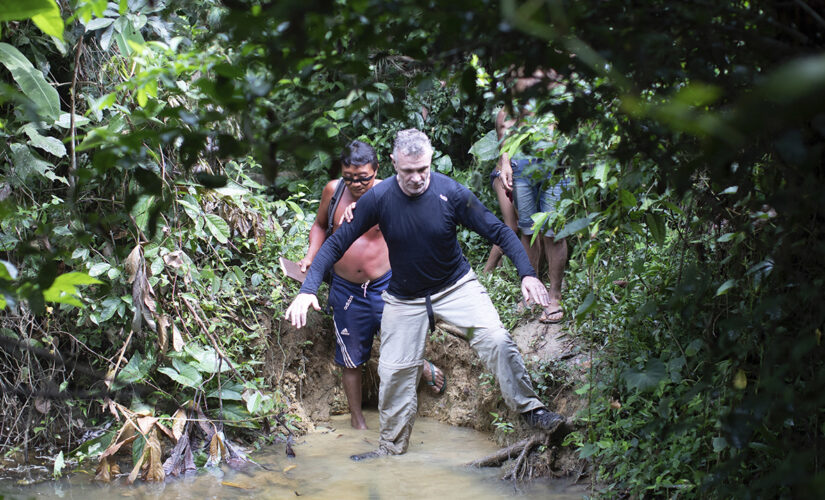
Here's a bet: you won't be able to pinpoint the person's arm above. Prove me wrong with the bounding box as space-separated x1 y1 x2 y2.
455 186 550 307
298 180 337 273
455 185 534 279
286 190 379 328
496 108 517 192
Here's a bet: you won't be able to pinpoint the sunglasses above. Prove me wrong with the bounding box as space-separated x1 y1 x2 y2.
342 174 375 185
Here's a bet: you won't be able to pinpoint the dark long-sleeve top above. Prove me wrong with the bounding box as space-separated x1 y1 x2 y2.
299 172 536 299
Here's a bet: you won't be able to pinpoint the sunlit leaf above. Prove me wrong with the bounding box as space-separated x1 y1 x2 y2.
31 1 64 41
0 43 61 120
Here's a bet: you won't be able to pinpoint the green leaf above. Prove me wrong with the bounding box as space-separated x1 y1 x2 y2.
204 213 230 244
622 358 667 392
0 0 54 22
716 279 736 296
88 262 111 277
619 189 636 208
468 129 500 162
554 216 591 241
246 391 263 414
207 382 245 401
645 212 666 245
575 292 598 319
131 434 145 466
186 344 231 374
0 260 18 280
713 436 728 453
0 43 61 121
117 352 147 383
23 126 66 157
158 358 203 388
42 272 102 307
52 450 65 478
30 1 64 41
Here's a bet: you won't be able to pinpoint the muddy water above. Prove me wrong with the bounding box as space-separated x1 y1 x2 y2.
1 411 585 499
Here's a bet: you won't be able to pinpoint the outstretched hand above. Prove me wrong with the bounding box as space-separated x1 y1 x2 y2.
285 293 321 329
520 276 550 307
338 201 357 225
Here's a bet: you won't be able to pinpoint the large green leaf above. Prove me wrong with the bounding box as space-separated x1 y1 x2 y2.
42 272 102 307
30 0 64 41
622 358 668 392
9 143 67 185
204 213 230 244
158 358 203 388
0 0 54 22
0 43 61 120
468 129 500 162
23 125 66 157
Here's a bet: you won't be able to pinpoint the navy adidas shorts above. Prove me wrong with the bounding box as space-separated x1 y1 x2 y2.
328 270 391 368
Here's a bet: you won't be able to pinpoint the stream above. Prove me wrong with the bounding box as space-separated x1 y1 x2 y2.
0 411 585 499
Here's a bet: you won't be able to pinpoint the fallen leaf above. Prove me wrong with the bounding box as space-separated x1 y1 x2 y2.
158 315 170 353
172 323 185 352
136 416 158 436
221 481 252 490
171 408 187 442
94 457 120 482
143 429 165 482
283 464 296 473
163 250 185 269
124 244 142 284
34 398 51 414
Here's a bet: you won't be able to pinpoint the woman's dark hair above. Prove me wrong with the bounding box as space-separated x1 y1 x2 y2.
340 140 378 169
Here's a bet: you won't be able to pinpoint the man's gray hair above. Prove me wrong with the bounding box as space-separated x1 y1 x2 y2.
393 128 433 158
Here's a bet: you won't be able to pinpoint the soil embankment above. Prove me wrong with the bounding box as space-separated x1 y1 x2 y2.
264 306 589 479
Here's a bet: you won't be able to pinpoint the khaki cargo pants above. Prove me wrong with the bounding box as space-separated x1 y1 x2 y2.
377 270 544 455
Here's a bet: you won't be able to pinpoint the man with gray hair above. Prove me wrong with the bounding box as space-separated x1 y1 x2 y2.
286 128 565 459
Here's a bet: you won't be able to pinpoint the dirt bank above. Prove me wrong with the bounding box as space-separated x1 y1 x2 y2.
264 304 589 479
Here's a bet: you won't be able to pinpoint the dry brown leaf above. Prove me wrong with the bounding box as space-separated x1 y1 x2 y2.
99 420 137 461
163 250 185 269
157 315 170 353
154 419 176 442
171 323 185 352
136 416 158 436
143 429 165 483
171 408 187 442
206 431 228 467
94 457 120 482
124 244 142 284
34 397 50 414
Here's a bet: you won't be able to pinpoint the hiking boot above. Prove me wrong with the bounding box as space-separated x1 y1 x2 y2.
350 448 390 461
522 408 564 432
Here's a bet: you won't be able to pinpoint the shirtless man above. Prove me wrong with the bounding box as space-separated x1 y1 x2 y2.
298 140 444 429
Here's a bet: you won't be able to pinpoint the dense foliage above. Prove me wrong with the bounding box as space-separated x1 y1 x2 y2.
1 0 824 496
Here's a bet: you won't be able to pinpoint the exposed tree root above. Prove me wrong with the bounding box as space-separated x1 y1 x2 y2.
467 434 543 468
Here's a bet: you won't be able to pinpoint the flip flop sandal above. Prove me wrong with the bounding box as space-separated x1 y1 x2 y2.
425 360 447 395
539 309 565 324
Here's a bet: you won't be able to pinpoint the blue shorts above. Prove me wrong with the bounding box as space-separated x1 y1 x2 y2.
511 158 570 237
329 270 391 368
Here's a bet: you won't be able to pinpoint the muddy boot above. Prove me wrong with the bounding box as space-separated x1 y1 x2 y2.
350 448 390 461
521 408 564 432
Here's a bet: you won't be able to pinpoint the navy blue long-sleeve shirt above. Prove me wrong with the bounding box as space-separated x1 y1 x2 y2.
299 172 536 299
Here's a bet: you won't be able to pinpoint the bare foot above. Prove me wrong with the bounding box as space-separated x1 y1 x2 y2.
422 360 446 395
351 413 368 430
